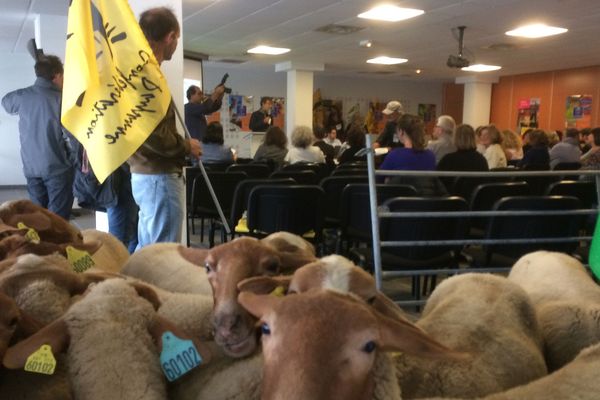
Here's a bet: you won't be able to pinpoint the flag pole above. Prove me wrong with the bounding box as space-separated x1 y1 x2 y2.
172 102 231 235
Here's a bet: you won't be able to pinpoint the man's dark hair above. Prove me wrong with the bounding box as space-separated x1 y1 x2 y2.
591 127 600 146
34 55 63 81
139 7 179 42
260 97 272 106
313 125 326 140
203 121 224 145
186 85 200 101
565 128 579 139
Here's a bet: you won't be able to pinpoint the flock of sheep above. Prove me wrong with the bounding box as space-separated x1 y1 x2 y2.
1 199 599 399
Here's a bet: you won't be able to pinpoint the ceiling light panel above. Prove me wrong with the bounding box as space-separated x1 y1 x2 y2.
461 64 502 72
506 24 568 38
358 5 424 22
247 45 290 55
367 56 408 65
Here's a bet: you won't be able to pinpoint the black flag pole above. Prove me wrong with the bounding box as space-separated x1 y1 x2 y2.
172 102 231 235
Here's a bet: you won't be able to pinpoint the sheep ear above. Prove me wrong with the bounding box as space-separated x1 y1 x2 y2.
129 282 162 311
16 309 44 337
3 319 69 369
237 276 291 295
149 315 212 364
72 240 103 256
238 292 281 319
177 246 209 267
11 212 52 231
375 312 454 357
371 292 411 323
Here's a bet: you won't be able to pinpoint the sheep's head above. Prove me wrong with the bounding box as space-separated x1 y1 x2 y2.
239 290 455 400
0 291 42 360
0 199 83 244
204 237 282 358
238 255 407 321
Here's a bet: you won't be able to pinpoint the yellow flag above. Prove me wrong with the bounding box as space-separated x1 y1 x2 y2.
61 0 171 183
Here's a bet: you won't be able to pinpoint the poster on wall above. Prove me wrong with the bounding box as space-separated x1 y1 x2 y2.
565 95 592 129
366 101 386 135
517 98 540 134
418 103 437 136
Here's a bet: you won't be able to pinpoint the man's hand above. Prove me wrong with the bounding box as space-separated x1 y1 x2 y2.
188 138 202 159
212 85 225 101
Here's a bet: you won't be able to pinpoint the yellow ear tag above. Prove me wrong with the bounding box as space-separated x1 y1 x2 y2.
24 344 56 375
17 222 40 244
66 246 95 273
270 286 286 297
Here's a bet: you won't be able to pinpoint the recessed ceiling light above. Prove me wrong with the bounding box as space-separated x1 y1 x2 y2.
416 69 421 74
247 46 290 55
461 64 502 72
367 56 408 65
506 24 568 38
358 5 424 22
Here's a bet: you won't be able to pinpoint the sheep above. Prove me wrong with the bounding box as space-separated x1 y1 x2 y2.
0 291 72 400
3 278 213 400
0 199 83 244
0 254 105 323
260 231 317 272
508 251 600 371
169 255 410 400
0 233 102 263
394 273 547 399
81 229 130 273
122 243 213 295
425 342 600 400
237 289 456 400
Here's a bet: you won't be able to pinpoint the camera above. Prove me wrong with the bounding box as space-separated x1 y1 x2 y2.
220 73 232 94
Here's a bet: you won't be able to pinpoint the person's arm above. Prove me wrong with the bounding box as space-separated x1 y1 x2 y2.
1 89 23 115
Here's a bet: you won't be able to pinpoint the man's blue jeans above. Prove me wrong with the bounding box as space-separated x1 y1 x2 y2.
26 170 74 220
107 167 138 253
131 173 184 250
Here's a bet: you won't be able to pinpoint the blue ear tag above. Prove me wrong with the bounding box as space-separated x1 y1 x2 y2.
160 331 203 382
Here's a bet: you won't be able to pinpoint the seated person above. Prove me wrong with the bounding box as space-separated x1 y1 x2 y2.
313 125 336 167
480 124 507 169
379 114 444 196
518 129 550 169
549 128 581 168
337 125 366 164
253 126 288 169
200 121 235 164
502 129 524 165
323 126 342 147
284 126 326 164
438 124 489 172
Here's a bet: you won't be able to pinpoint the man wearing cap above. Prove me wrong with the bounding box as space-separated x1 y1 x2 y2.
374 100 404 149
427 115 457 163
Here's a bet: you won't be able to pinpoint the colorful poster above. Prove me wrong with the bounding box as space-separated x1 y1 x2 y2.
517 98 540 131
566 95 592 129
418 104 437 136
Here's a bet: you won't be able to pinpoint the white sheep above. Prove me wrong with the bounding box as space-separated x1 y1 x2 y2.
3 278 213 400
122 243 213 295
425 342 600 400
394 273 548 399
81 229 130 273
508 251 600 370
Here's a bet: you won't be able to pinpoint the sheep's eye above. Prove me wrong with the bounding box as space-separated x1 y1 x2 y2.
367 296 376 305
204 262 213 273
363 341 376 353
261 323 271 335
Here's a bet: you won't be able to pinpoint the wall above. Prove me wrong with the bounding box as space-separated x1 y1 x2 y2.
490 65 600 131
203 64 444 119
442 83 464 124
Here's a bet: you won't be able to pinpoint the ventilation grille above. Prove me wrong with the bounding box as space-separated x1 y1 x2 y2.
315 24 365 35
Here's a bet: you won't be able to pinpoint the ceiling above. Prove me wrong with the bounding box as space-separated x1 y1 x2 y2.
3 0 600 81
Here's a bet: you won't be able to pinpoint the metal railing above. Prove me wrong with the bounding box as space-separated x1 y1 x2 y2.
364 136 600 307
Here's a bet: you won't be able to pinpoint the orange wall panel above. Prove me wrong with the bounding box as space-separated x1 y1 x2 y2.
490 65 600 132
442 83 464 124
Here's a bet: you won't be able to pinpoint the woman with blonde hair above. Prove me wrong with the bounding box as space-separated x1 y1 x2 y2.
480 124 507 169
502 129 523 163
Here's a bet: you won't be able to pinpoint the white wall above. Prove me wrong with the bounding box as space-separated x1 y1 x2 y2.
0 53 36 185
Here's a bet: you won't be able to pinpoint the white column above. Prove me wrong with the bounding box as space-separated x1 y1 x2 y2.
456 75 499 128
276 61 324 137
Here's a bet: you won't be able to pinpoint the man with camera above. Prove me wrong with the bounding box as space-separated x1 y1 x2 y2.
249 96 274 132
184 84 225 141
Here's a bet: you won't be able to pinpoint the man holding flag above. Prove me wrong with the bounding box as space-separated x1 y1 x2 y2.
128 7 201 249
62 2 201 250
